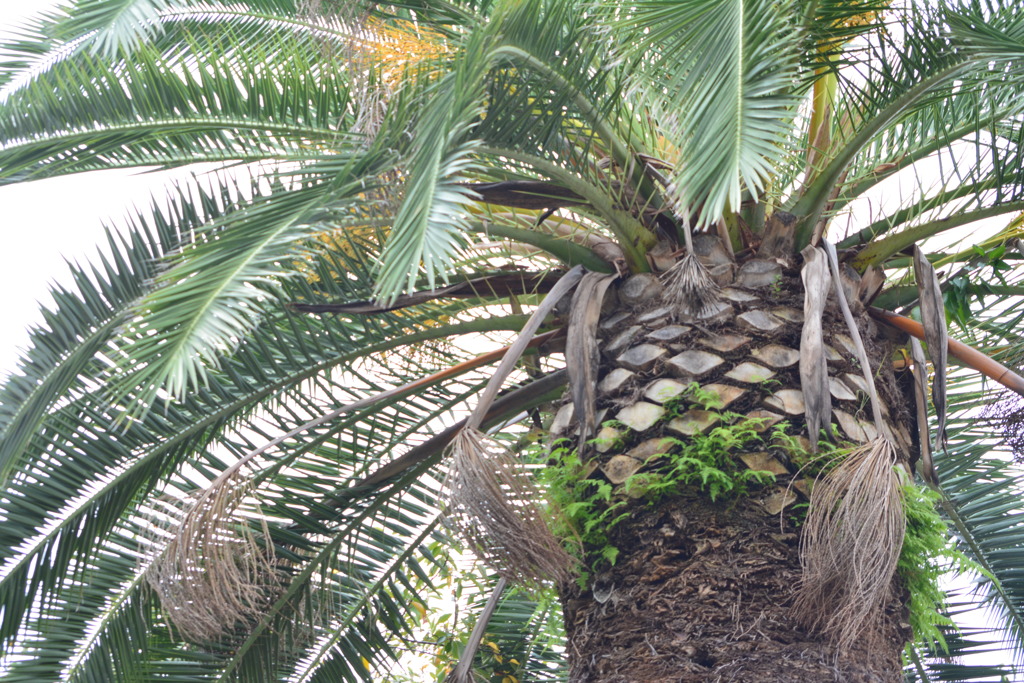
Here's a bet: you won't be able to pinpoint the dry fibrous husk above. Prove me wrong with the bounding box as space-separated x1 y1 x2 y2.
661 252 721 318
797 242 908 649
444 429 576 585
443 268 584 585
566 272 617 448
298 2 383 134
800 245 831 449
796 439 905 651
146 481 282 644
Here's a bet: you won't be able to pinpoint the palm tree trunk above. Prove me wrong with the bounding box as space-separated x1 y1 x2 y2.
552 256 915 681
560 494 909 681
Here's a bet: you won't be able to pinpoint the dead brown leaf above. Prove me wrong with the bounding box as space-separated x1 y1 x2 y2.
913 246 948 450
799 245 831 449
567 272 617 447
910 338 938 485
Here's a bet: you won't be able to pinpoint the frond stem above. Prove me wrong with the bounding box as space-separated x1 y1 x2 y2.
466 222 612 272
451 578 508 682
478 145 652 271
852 200 1024 269
837 179 1002 249
319 369 568 513
868 307 1024 397
790 64 968 247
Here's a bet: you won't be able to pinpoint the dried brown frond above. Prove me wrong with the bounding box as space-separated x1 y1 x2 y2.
446 578 508 683
909 338 938 485
800 245 831 449
796 438 905 652
913 246 949 449
145 478 284 644
567 272 617 448
444 429 577 586
824 240 886 430
660 253 720 319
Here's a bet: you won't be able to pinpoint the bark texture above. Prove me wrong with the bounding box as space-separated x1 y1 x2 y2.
550 246 915 682
561 495 909 682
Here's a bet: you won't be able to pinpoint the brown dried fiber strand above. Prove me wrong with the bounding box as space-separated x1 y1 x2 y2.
444 267 585 585
144 329 568 639
661 252 720 318
445 429 576 585
645 163 720 318
146 481 282 643
913 246 949 450
796 439 905 652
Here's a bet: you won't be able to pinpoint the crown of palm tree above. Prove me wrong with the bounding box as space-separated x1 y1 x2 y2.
2 0 1024 680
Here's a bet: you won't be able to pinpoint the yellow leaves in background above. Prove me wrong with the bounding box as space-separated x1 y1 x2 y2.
291 223 386 284
410 600 428 623
340 16 449 90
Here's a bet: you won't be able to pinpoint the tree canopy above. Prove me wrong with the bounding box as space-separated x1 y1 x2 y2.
2 0 1024 680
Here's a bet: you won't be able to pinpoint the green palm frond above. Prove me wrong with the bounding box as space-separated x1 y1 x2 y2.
0 215 180 481
7 0 1024 681
376 137 483 301
0 201 552 677
792 1 1024 239
117 155 394 403
0 22 362 178
470 584 566 681
47 0 201 56
908 610 1019 681
838 121 1024 262
949 0 1024 64
608 0 803 226
899 254 1024 677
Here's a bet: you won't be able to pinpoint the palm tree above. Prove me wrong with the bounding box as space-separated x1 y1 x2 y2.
3 0 1024 679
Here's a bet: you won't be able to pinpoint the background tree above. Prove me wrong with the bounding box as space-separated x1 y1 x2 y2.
2 0 1024 680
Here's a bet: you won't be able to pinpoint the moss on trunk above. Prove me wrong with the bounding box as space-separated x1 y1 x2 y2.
547 253 917 681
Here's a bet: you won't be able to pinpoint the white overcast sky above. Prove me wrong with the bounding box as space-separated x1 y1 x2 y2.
0 1 181 379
